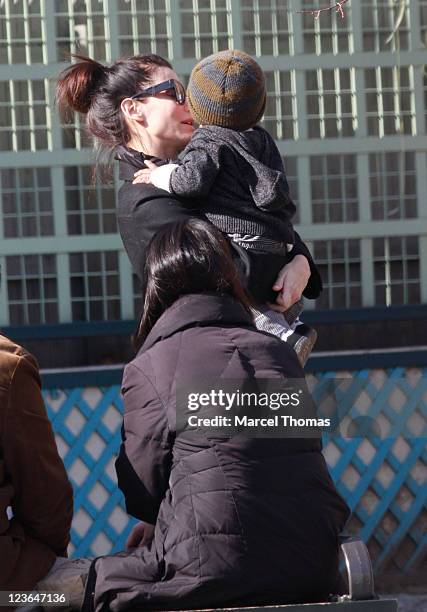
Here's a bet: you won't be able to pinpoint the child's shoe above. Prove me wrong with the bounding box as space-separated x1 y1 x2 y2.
283 298 305 326
287 323 318 367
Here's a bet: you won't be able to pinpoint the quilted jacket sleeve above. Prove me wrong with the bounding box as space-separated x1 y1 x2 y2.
115 363 174 525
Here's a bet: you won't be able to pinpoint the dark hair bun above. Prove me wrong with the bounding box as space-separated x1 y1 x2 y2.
56 54 107 117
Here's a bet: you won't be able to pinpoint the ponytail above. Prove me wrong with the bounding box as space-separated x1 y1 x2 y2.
55 54 107 120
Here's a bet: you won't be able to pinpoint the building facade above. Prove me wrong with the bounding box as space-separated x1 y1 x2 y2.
0 0 426 329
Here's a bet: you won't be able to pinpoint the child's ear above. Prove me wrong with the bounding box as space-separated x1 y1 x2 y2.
121 98 145 121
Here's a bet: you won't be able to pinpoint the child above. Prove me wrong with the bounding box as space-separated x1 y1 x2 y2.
142 50 317 365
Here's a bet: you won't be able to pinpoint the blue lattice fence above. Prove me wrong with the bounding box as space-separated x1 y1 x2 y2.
309 368 427 574
43 366 427 575
44 385 136 558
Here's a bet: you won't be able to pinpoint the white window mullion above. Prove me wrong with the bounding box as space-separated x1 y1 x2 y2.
377 67 384 138
274 70 282 140
169 0 183 60
130 0 138 56
415 151 427 302
335 68 342 135
42 0 57 64
9 80 18 151
192 0 201 59
106 0 120 60
253 0 261 57
318 69 325 139
4 0 13 65
0 256 10 326
50 253 70 323
119 250 134 320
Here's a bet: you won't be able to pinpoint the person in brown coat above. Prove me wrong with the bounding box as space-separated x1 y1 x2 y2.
0 334 73 590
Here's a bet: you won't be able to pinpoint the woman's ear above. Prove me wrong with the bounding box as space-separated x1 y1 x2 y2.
121 98 145 122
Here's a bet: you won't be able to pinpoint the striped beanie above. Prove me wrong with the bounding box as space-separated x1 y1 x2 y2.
187 50 266 131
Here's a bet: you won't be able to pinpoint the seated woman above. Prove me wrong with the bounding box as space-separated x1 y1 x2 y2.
82 219 349 612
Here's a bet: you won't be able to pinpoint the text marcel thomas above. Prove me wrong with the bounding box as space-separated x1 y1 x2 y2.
185 388 331 429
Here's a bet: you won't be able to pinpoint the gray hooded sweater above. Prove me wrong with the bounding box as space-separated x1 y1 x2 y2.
169 125 296 245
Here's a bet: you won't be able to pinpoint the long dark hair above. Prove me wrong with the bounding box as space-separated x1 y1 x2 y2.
135 219 252 351
55 53 172 165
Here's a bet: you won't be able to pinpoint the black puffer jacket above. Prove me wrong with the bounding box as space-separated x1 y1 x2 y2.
87 294 349 612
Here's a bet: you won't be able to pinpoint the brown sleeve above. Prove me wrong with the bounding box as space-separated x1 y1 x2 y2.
4 352 73 556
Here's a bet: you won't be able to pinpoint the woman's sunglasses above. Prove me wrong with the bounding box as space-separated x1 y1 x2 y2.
130 79 186 105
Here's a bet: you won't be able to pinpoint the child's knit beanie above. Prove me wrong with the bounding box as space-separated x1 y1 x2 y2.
187 50 266 131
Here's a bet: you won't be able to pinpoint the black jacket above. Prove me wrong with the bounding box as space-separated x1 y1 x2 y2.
170 125 296 243
88 294 349 612
115 149 322 304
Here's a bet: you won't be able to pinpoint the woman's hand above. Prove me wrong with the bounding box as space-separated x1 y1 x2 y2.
133 159 157 184
268 254 311 312
126 521 155 549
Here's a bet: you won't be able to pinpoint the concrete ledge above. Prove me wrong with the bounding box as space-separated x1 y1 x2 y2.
164 599 398 611
306 346 427 371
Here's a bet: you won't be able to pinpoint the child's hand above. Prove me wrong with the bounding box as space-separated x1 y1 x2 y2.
134 162 179 192
133 159 157 184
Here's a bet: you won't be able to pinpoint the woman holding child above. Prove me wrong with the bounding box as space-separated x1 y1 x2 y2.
57 52 348 611
56 51 320 365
